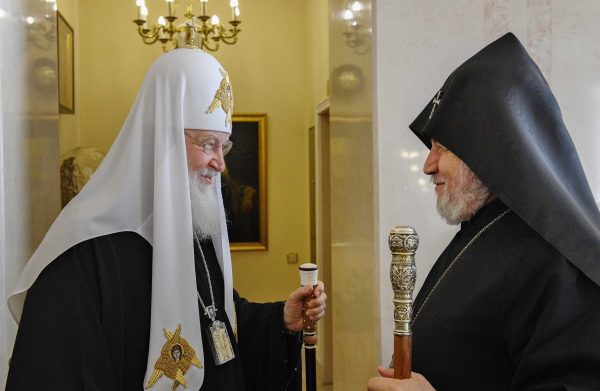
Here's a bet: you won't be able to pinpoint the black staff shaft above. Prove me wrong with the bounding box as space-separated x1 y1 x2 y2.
304 344 317 391
303 292 317 391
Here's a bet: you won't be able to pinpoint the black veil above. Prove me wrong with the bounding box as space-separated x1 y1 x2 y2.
409 33 600 286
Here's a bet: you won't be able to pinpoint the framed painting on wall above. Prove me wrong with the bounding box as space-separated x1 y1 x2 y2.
223 114 268 251
57 11 74 114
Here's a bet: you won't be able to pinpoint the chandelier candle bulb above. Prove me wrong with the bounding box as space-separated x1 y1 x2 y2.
166 0 173 17
211 15 220 33
136 0 145 20
230 0 239 20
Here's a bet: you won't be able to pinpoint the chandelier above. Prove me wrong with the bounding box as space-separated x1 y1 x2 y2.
133 0 242 52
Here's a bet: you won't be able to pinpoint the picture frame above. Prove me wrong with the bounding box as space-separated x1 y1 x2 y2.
57 11 74 114
224 114 268 251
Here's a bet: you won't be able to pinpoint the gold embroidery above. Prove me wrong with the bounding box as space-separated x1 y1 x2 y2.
233 307 238 342
206 68 234 127
145 324 203 390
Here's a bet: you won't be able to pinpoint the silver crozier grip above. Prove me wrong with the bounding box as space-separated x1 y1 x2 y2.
389 226 418 379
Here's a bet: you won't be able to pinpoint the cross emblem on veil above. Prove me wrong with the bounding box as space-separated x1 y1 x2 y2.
428 90 443 119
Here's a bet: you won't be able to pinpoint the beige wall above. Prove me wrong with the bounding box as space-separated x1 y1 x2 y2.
307 0 330 122
68 0 328 303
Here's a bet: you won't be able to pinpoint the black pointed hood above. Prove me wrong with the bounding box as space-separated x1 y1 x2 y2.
410 33 600 286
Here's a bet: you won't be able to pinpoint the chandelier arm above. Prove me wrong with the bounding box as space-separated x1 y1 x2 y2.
219 27 240 41
142 32 161 45
220 35 238 45
161 39 178 52
202 38 220 52
137 26 162 45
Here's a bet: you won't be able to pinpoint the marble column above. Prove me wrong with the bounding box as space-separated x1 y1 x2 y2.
0 0 61 386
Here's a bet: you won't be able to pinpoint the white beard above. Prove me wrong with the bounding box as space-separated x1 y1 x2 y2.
435 161 490 225
189 168 222 240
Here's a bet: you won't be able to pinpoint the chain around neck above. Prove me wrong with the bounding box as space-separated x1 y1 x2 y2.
193 232 218 322
411 209 511 326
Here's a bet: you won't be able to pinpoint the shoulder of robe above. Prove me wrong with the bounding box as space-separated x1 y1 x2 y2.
34 231 151 287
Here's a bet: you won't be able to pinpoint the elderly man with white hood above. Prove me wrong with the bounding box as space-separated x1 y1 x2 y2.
6 48 326 391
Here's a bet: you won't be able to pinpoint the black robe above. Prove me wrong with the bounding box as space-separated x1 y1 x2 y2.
412 199 600 390
6 232 301 391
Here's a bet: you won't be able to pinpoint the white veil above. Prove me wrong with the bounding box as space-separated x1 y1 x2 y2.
8 48 235 390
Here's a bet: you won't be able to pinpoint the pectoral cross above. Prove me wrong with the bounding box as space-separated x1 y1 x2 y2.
428 90 443 119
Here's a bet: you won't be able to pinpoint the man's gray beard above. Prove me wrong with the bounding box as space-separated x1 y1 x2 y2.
435 161 490 225
189 169 222 240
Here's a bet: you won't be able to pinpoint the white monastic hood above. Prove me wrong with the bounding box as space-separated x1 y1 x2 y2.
9 48 235 391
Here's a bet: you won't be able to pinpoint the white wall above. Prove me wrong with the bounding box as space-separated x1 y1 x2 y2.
375 0 600 365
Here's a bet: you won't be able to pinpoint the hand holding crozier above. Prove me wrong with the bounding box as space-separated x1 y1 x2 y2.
367 367 435 391
283 265 326 333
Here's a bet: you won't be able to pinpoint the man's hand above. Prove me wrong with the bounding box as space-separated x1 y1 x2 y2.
367 367 435 391
283 281 327 332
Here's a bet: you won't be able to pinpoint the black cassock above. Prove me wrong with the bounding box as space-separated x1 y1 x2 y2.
6 232 301 391
412 199 600 390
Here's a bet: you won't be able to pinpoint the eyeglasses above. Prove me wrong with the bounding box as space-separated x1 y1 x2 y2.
185 132 234 157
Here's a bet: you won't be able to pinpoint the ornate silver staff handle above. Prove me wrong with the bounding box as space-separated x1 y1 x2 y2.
389 226 418 379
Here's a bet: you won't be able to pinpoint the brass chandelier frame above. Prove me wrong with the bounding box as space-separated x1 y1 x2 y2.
133 0 241 52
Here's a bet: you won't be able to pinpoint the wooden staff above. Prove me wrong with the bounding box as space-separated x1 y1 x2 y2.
299 263 318 391
389 226 418 379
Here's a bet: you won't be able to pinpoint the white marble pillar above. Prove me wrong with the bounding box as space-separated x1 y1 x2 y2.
328 0 378 388
0 0 61 387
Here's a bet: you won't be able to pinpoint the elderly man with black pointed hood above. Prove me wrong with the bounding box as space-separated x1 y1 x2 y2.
368 33 600 390
6 48 326 391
